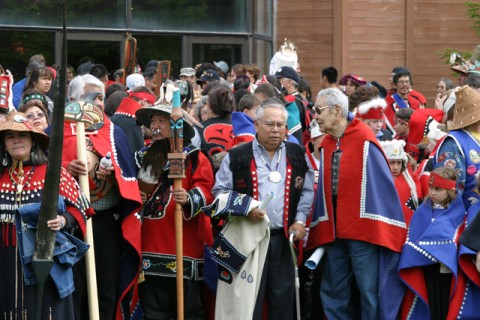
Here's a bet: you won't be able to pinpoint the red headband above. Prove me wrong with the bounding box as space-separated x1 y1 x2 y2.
129 91 156 105
429 172 456 190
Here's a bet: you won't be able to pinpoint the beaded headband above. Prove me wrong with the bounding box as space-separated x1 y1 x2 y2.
22 93 46 105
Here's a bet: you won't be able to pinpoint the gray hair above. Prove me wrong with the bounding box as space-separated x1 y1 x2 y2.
316 88 349 118
465 73 480 89
68 74 105 101
195 95 209 119
255 97 288 121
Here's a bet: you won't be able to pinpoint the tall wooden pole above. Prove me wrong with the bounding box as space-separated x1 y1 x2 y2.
168 88 186 319
64 100 104 320
32 2 67 319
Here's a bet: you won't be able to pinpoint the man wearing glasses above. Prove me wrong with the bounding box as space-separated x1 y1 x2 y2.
210 98 314 319
307 88 407 319
384 69 425 135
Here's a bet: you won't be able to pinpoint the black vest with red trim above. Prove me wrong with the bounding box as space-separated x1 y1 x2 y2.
229 141 308 232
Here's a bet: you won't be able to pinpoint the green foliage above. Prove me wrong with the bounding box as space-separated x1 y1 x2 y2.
438 48 472 64
438 2 480 64
466 1 480 37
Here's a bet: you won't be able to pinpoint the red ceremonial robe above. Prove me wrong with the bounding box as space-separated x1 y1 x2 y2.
307 118 407 252
140 148 215 278
62 117 142 319
394 172 423 226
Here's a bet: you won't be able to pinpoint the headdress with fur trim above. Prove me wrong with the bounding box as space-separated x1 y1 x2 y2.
356 97 387 120
380 140 407 162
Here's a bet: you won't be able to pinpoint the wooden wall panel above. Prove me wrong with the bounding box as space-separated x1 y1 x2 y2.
275 0 478 107
276 0 334 94
410 0 478 104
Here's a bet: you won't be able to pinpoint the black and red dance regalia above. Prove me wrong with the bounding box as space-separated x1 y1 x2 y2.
0 164 88 318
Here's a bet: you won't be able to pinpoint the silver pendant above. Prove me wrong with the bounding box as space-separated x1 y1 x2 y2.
269 171 282 183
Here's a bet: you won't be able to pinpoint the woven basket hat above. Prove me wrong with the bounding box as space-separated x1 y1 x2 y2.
0 112 49 149
450 85 480 130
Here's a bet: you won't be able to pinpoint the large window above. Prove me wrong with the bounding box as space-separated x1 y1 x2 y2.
0 1 126 29
1 1 248 33
0 31 55 81
253 0 273 36
0 1 273 79
132 0 247 33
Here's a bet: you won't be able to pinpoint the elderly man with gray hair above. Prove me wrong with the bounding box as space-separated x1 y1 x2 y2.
210 98 315 319
306 88 407 319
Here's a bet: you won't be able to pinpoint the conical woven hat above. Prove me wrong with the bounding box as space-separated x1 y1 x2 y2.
450 85 480 130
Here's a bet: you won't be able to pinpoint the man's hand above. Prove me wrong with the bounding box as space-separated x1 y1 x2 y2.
67 159 88 176
96 165 114 181
171 187 189 206
247 208 265 223
289 222 306 241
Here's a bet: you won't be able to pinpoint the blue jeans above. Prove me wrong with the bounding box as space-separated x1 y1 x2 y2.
320 239 379 320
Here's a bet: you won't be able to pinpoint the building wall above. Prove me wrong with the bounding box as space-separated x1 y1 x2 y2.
276 0 478 106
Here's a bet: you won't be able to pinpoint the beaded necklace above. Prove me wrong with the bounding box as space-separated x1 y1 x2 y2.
8 160 35 205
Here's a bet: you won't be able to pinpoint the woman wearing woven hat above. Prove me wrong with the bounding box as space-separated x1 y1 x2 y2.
134 90 215 319
0 112 89 319
433 85 480 209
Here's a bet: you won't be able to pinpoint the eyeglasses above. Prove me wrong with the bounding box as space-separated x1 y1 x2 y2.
259 120 286 130
396 80 411 85
313 105 330 115
25 112 46 120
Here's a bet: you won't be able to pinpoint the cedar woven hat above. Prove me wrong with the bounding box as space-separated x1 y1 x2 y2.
0 112 49 149
450 85 480 130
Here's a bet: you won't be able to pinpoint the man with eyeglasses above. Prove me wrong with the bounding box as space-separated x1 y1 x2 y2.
307 88 407 319
210 98 314 319
384 68 426 135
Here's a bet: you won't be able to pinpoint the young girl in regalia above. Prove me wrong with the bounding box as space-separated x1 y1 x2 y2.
398 167 465 320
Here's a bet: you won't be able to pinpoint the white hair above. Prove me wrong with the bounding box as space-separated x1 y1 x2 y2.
255 98 288 122
316 88 349 118
68 74 105 101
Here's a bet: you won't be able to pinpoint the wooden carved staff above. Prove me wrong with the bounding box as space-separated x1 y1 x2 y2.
32 2 67 319
121 34 137 86
155 60 171 97
168 87 186 319
64 100 104 320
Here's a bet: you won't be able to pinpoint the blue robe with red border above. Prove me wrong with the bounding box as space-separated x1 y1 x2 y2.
398 196 466 319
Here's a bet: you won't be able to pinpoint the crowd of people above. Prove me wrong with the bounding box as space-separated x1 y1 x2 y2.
0 44 480 320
